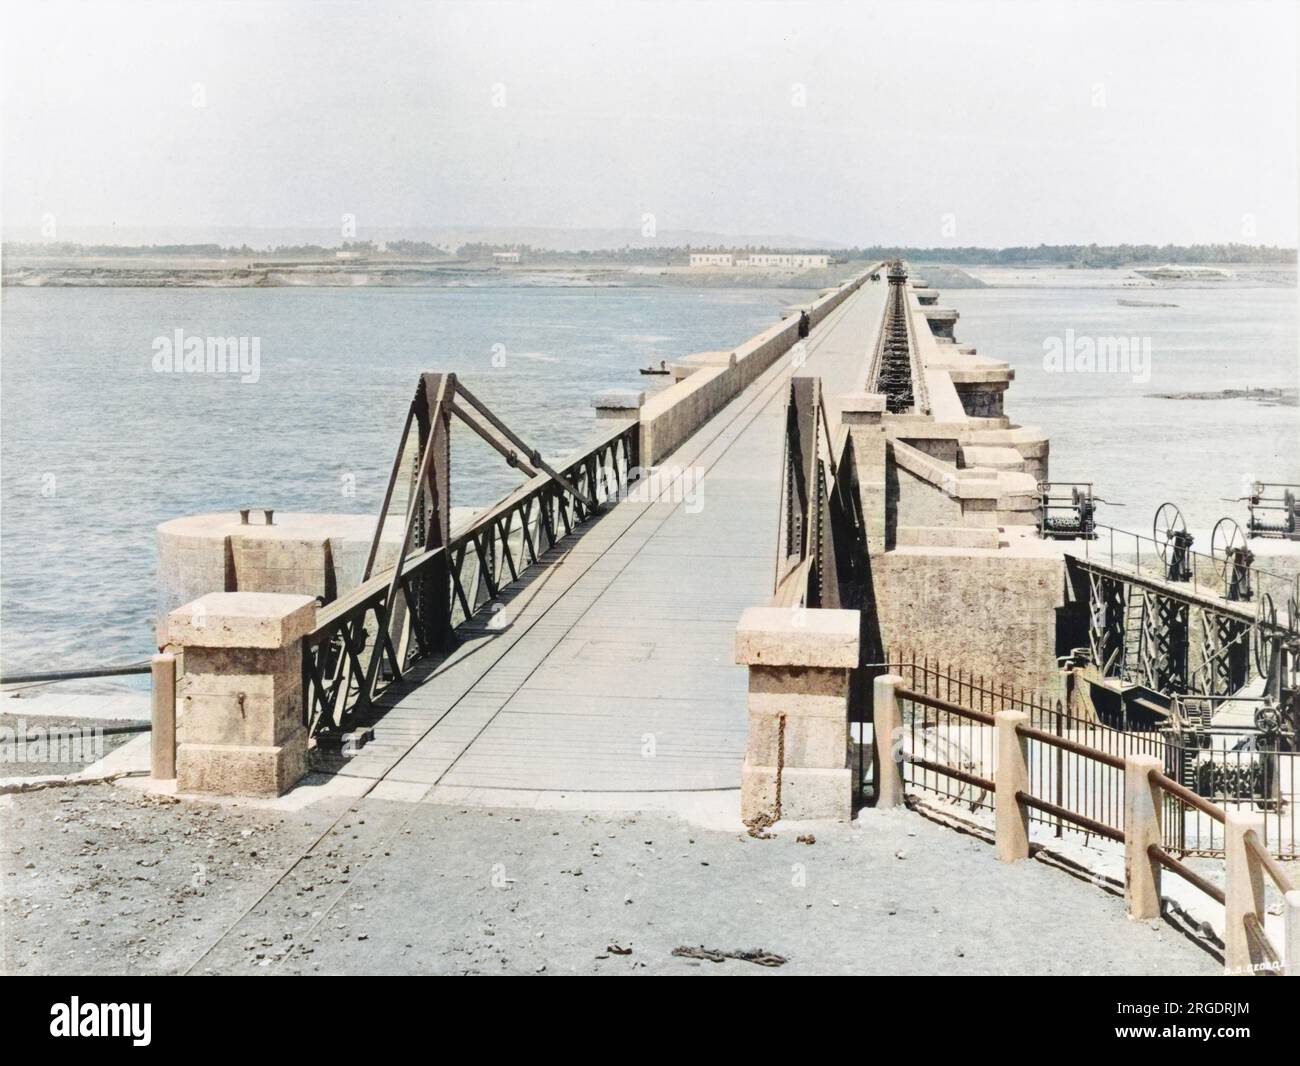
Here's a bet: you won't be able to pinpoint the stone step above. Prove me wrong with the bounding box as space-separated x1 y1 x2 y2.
961 445 1026 471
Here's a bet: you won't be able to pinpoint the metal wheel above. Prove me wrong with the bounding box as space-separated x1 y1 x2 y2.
1153 502 1185 564
1210 516 1247 582
1254 592 1276 677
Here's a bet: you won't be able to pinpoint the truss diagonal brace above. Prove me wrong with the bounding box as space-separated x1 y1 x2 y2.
453 380 597 510
449 399 542 479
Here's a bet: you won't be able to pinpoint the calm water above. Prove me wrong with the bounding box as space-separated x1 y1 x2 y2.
953 281 1298 532
1 276 1297 677
0 284 802 675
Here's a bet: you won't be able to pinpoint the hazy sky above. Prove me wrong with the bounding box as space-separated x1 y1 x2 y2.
2 0 1297 246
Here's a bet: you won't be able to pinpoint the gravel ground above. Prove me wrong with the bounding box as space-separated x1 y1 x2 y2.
1 784 1218 976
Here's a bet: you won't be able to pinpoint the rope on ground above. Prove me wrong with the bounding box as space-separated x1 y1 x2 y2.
0 770 149 795
672 945 788 967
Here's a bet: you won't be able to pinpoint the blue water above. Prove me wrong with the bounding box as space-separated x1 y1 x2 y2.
952 283 1299 532
0 284 803 674
2 277 1296 679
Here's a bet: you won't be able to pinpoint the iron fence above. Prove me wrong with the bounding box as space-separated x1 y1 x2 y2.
303 420 638 736
858 653 1297 858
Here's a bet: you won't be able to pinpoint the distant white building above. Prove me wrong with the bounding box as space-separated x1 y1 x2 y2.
493 250 521 264
689 253 733 268
742 253 829 270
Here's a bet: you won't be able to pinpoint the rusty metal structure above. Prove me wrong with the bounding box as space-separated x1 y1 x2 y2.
1063 501 1300 810
865 259 929 415
303 372 639 739
772 375 871 611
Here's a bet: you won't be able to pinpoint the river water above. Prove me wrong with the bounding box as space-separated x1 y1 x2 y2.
1 272 1296 677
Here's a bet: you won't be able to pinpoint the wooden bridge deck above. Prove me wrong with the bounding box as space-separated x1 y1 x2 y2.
335 281 889 796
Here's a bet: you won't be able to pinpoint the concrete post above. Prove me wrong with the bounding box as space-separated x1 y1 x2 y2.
167 591 317 797
1282 890 1300 977
592 389 645 421
735 606 860 822
994 710 1030 863
1224 811 1267 976
872 673 905 808
150 652 176 779
1123 754 1164 920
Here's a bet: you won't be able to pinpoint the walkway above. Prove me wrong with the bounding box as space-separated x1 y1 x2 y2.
336 281 889 796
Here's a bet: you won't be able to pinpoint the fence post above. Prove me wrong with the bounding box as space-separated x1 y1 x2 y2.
1123 754 1164 920
872 673 904 808
1285 890 1300 977
995 710 1030 863
150 652 176 780
1224 811 1267 976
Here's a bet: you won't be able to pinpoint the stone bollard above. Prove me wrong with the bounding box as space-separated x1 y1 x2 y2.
1224 810 1268 975
167 592 317 797
994 710 1030 862
735 606 859 823
871 673 905 808
1123 754 1164 920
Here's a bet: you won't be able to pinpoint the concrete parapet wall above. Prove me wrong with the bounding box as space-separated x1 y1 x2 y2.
639 269 871 465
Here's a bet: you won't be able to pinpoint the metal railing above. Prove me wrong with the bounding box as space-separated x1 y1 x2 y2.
867 655 1297 858
0 661 153 686
1080 522 1298 624
870 667 1297 975
302 419 638 736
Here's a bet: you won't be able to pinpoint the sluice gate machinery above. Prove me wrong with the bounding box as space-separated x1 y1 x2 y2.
865 259 929 416
1068 502 1299 803
1222 481 1300 541
1036 481 1122 540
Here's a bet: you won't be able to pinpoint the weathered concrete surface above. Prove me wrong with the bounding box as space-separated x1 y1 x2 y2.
168 593 315 797
873 532 1069 697
0 784 1220 976
156 512 405 640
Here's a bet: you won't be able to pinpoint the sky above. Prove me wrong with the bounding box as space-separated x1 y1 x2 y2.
2 0 1297 248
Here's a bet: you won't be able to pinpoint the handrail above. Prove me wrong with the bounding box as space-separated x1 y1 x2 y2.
1147 844 1227 906
1149 770 1227 824
884 670 1291 975
896 686 996 726
1080 521 1298 626
302 418 638 735
1245 830 1297 894
907 754 994 794
311 545 444 635
1243 914 1283 973
1015 723 1126 771
0 661 153 685
1016 791 1125 842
